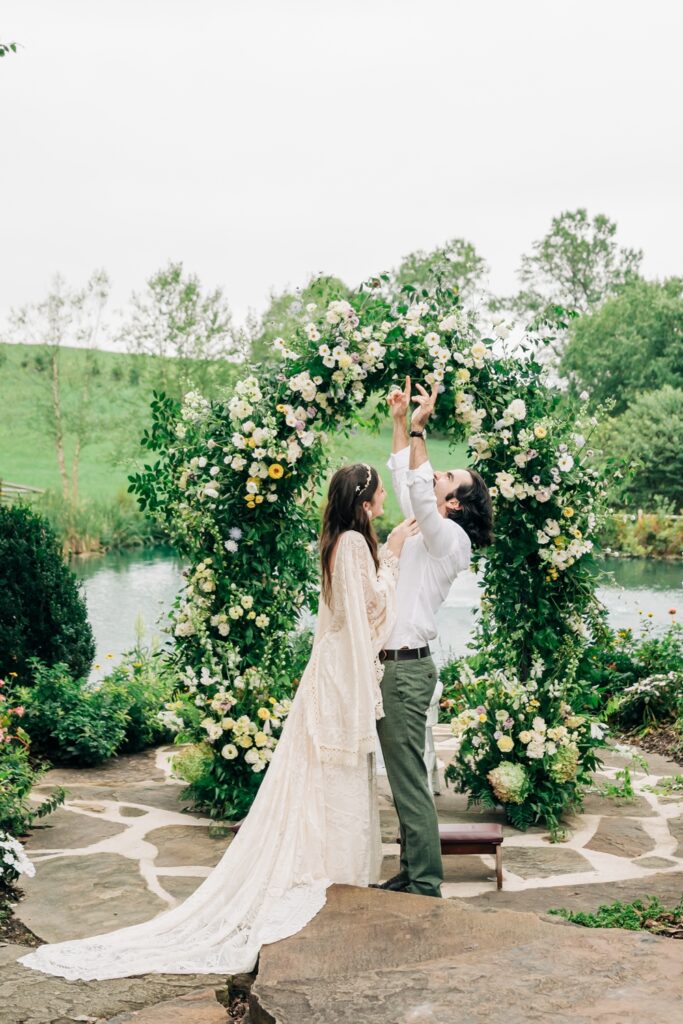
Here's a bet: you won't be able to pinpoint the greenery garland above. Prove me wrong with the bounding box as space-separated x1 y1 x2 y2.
131 280 609 829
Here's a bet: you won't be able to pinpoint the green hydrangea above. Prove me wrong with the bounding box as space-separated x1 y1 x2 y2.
487 761 529 805
549 745 580 783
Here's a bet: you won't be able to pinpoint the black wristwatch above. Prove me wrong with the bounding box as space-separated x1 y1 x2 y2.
410 429 426 439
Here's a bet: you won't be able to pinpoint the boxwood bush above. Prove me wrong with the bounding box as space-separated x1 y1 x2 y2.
0 504 95 683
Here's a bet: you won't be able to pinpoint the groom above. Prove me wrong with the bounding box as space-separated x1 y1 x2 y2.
375 377 493 898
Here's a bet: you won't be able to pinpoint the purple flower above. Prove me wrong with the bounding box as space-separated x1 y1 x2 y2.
475 705 486 716
504 717 514 730
295 420 305 431
351 352 360 363
494 730 503 740
307 407 317 418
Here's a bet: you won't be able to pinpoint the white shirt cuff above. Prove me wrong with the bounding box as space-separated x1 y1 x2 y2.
386 446 410 471
406 460 434 486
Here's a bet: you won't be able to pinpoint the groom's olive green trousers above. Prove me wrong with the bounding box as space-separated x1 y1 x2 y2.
377 655 443 898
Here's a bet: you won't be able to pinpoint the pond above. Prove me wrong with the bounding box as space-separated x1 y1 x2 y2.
73 549 682 679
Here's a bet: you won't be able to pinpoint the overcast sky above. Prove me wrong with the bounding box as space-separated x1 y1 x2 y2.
1 0 682 334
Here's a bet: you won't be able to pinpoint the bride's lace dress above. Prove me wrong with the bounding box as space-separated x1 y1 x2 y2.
20 531 398 980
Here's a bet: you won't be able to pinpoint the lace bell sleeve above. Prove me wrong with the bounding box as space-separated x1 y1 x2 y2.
355 537 399 653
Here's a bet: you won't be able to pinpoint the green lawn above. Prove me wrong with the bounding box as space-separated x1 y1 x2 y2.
0 342 467 523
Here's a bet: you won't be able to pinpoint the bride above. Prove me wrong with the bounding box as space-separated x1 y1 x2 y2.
20 463 417 980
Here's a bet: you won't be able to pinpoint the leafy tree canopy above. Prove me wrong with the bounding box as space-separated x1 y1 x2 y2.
508 208 642 320
391 237 487 301
561 277 683 413
600 385 683 511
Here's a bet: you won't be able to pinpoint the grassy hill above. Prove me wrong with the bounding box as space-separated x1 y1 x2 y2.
0 341 467 539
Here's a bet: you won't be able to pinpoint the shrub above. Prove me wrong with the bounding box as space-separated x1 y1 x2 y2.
17 648 177 768
18 662 131 767
104 645 178 753
0 505 95 684
549 897 683 936
0 677 65 885
599 510 683 558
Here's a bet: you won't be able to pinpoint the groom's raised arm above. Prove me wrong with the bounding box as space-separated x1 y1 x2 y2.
386 377 413 519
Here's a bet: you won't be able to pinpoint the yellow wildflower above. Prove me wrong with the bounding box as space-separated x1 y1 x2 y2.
268 463 284 479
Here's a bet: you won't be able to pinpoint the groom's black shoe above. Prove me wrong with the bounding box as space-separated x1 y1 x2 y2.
369 873 410 892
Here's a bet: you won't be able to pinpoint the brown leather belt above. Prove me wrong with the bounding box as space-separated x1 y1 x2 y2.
379 645 431 662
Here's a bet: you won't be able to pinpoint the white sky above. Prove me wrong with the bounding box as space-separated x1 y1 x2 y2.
1 0 682 332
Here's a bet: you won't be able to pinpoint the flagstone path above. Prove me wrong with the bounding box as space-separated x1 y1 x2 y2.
1 737 681 1023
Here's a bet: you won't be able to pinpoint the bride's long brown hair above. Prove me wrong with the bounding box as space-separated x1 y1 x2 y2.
320 463 380 604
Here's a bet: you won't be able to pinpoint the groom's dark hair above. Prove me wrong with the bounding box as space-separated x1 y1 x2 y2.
445 469 494 549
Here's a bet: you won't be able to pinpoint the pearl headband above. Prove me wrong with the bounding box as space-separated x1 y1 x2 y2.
354 463 373 497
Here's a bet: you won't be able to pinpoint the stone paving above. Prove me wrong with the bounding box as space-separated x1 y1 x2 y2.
1 737 681 1022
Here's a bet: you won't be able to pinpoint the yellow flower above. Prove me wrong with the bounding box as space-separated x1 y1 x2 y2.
106 653 114 659
478 713 487 722
456 368 470 382
497 735 514 753
254 495 264 504
268 463 284 479
562 506 574 518
254 731 268 747
247 437 256 447
94 664 101 670
269 696 277 705
257 707 271 720
247 500 256 509
553 536 565 548
276 404 286 412
533 425 547 439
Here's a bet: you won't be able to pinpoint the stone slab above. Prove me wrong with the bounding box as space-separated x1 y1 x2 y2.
156 875 206 902
463 870 683 916
104 986 227 1023
668 813 683 857
633 856 679 869
251 884 683 1024
501 846 593 879
0 945 226 1024
578 792 656 817
25 809 127 852
16 854 166 943
585 816 655 858
146 826 229 869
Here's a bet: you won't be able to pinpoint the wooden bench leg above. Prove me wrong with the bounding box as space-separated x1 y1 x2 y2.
495 845 503 890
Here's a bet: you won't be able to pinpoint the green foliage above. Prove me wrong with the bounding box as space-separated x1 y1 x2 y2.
0 504 95 683
103 645 178 753
577 619 683 709
548 897 683 936
0 677 66 885
17 646 177 767
36 489 168 555
391 238 487 302
118 261 242 400
561 278 683 413
18 662 131 767
600 509 683 558
0 41 18 57
510 208 642 320
598 386 683 510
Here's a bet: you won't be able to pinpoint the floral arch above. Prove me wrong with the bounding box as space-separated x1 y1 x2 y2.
131 280 607 832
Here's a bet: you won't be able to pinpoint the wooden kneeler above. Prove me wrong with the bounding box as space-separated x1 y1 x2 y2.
396 823 504 890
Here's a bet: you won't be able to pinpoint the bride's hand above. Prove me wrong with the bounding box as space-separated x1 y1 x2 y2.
386 517 420 559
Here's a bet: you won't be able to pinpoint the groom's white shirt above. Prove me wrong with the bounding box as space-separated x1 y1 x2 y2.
384 446 470 650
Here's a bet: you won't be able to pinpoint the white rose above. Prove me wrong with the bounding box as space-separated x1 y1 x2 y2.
221 744 238 760
506 399 527 421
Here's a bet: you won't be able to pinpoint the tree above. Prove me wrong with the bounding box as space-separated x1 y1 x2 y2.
392 237 487 301
561 278 683 413
601 385 683 510
5 272 110 501
508 209 642 320
119 261 241 399
0 504 95 683
248 275 350 365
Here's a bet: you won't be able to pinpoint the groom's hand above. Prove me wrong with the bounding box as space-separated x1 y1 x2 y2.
411 381 439 431
387 375 411 420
